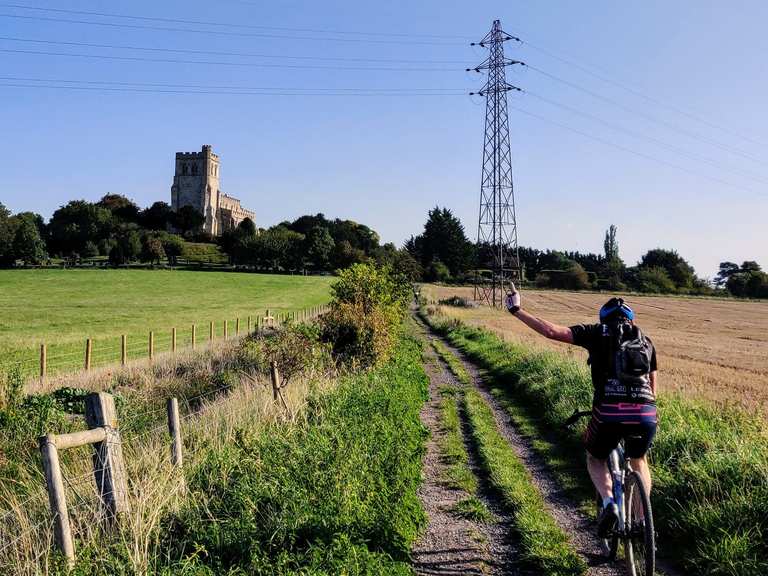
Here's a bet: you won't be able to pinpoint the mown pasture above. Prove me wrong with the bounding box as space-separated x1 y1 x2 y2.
0 269 332 376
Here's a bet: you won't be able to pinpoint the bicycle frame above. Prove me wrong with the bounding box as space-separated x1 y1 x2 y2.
607 441 630 536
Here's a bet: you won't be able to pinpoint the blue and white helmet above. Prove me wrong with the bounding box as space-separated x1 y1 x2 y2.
599 298 635 322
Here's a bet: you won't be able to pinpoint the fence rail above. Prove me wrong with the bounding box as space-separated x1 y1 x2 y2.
0 304 331 383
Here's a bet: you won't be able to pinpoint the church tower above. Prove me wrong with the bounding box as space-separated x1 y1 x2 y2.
170 145 221 235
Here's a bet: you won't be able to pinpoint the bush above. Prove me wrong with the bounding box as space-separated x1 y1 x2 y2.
636 266 676 293
535 263 590 290
320 263 410 367
424 260 451 282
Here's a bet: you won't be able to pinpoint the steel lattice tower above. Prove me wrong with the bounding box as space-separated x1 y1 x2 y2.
470 20 523 307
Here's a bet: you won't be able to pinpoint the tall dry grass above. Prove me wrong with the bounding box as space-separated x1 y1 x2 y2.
0 339 336 575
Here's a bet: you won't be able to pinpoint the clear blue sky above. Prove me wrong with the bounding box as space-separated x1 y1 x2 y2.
1 0 766 278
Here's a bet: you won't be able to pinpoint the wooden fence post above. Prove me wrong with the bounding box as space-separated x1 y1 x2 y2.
39 434 75 567
85 393 129 521
148 331 154 362
236 318 240 336
121 335 127 366
223 320 228 340
40 343 47 380
167 398 183 468
270 360 280 401
247 315 252 333
209 321 214 345
191 324 196 350
172 328 177 353
85 339 92 371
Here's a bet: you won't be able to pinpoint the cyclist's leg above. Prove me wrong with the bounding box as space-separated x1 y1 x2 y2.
584 417 620 499
624 420 657 518
587 452 612 499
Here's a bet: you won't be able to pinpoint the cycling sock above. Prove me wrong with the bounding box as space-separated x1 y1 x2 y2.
602 496 615 509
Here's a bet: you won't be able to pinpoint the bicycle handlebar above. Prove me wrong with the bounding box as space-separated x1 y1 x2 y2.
563 409 592 429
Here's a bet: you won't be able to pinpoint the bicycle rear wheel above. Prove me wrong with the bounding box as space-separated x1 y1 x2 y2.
595 492 618 560
624 471 655 576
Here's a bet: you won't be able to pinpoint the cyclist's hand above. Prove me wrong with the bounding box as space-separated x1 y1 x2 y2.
505 283 521 314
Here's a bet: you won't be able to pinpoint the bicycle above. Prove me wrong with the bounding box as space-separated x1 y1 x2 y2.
564 409 655 576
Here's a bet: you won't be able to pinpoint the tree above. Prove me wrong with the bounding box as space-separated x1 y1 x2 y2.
48 200 114 256
140 201 174 231
602 224 625 288
604 224 619 261
82 241 99 258
636 267 676 293
141 235 166 265
638 249 696 290
410 207 474 277
305 226 335 270
714 261 740 288
0 203 16 266
331 239 367 270
725 261 768 298
161 234 185 266
97 194 140 223
173 206 204 235
424 260 451 282
11 218 47 265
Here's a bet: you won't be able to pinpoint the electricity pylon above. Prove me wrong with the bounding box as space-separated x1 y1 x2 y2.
469 20 523 307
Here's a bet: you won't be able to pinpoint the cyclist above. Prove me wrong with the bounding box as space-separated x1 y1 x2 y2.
505 285 657 536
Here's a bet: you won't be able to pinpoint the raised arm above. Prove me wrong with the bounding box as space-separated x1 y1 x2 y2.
505 285 574 344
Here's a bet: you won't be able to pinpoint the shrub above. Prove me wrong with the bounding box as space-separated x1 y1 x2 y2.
320 263 410 366
636 266 676 293
424 260 451 282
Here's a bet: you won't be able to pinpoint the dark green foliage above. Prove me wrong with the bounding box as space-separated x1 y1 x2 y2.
535 262 590 290
11 217 47 264
638 248 696 289
428 317 768 576
407 207 474 278
173 205 205 235
82 240 99 258
160 337 428 575
140 201 174 231
305 225 335 270
140 234 166 265
48 200 114 256
424 259 451 282
724 261 768 298
97 194 141 224
161 234 185 266
635 266 676 293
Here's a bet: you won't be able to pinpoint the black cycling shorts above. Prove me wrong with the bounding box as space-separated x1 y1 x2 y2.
584 417 657 460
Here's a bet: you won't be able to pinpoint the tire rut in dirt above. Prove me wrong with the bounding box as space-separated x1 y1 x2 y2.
423 326 625 576
413 329 527 576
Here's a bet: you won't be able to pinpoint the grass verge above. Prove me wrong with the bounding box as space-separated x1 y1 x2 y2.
148 334 430 575
424 310 768 576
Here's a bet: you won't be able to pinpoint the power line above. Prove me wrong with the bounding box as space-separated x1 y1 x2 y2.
523 63 767 166
0 81 467 96
0 75 466 92
524 90 768 185
0 47 460 72
519 38 767 149
0 3 473 40
0 12 465 45
0 36 473 65
507 102 756 193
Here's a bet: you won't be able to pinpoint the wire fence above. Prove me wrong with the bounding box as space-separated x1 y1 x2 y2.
0 304 331 382
0 305 330 572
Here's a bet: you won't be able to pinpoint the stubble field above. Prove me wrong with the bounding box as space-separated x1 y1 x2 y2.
423 284 768 416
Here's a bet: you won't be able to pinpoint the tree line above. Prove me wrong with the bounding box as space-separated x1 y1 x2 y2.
0 197 420 278
406 207 768 299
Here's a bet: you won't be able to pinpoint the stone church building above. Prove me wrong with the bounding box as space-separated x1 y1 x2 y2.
170 145 255 236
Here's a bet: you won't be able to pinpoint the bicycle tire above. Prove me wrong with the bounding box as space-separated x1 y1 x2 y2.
595 492 619 560
624 471 655 576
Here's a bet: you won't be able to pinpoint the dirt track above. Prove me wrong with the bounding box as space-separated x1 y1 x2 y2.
413 315 681 576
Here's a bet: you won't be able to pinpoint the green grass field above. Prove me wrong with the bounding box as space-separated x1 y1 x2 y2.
0 269 333 376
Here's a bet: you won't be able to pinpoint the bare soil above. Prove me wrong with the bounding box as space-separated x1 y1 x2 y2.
413 327 526 575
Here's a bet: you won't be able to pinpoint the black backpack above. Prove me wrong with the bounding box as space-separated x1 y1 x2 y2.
601 323 654 402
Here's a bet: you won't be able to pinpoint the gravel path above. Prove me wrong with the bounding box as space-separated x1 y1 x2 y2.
412 328 526 576
412 312 626 576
